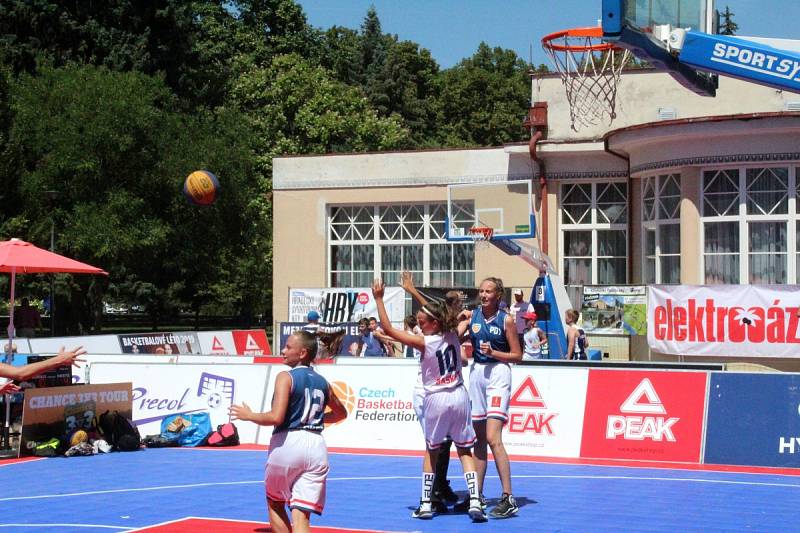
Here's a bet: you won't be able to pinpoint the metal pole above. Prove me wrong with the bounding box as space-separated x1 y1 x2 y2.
50 219 55 336
2 268 17 452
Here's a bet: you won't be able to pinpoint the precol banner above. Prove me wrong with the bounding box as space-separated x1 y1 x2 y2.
580 369 707 462
289 287 406 324
648 284 800 357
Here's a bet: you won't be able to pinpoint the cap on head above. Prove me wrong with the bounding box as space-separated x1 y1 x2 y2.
307 310 320 321
513 289 523 297
522 311 538 321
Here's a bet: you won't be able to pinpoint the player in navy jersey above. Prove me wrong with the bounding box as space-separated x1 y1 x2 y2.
230 330 347 533
372 278 487 523
457 276 522 518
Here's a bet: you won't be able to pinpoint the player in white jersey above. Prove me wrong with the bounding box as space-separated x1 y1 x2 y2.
373 278 487 523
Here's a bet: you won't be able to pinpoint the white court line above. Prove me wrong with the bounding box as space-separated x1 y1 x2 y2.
0 524 130 530
2 473 799 504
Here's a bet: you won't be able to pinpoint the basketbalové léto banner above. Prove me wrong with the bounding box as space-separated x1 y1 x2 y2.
647 285 800 357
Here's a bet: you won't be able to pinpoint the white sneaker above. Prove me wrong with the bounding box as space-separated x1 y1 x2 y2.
412 501 434 519
468 499 488 522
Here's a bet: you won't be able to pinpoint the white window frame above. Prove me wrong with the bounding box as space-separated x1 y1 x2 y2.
559 180 629 291
700 165 799 284
641 173 681 284
327 203 475 289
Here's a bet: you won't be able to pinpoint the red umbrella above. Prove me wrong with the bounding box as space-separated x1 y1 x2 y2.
1 238 107 450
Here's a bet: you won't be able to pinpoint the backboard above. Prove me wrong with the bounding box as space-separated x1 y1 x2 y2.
602 0 719 96
446 180 535 242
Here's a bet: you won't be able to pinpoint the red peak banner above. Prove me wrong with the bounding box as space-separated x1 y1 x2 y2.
580 369 707 462
648 285 800 357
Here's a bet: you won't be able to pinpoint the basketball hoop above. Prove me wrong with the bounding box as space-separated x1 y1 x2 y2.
468 226 494 250
542 26 630 131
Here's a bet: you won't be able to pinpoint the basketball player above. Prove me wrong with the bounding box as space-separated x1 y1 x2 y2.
457 277 522 518
372 278 487 523
229 331 347 533
400 271 461 508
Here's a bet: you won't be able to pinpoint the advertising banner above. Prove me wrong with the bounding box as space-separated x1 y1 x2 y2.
89 363 271 444
314 363 423 451
580 369 707 462
232 330 271 357
505 367 589 458
29 335 120 355
20 382 132 456
581 285 647 335
279 322 362 357
648 284 800 357
705 372 800 468
289 287 406 324
197 331 237 355
118 332 201 355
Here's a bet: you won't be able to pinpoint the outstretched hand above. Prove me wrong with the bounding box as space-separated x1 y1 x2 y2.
400 270 415 292
0 381 20 395
54 346 87 368
229 402 253 422
372 278 385 299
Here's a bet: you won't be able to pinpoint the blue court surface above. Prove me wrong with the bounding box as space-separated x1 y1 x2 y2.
1 448 799 532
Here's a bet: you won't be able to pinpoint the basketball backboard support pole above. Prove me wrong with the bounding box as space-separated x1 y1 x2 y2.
602 0 800 95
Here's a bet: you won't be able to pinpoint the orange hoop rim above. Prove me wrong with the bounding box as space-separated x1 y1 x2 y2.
468 226 494 240
541 26 618 52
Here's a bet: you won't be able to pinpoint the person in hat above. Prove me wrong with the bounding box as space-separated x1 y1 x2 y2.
510 289 534 349
521 312 547 361
303 310 345 359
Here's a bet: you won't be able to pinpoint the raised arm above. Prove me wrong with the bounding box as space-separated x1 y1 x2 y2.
400 271 428 307
229 371 291 426
0 346 86 381
372 279 425 352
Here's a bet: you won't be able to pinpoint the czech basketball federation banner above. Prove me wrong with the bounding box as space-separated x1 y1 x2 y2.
647 285 800 357
289 287 406 324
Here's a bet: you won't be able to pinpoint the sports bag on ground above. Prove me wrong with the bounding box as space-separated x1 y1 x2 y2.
97 410 142 451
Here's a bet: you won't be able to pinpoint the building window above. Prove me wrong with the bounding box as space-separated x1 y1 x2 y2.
328 204 474 292
642 174 681 284
702 166 798 284
561 181 628 307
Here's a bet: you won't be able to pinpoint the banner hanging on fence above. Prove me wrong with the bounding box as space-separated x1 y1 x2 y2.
581 285 647 335
648 285 800 357
117 332 201 355
289 287 406 324
279 322 361 357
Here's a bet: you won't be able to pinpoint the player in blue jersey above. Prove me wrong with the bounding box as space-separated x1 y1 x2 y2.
229 330 347 533
456 276 522 518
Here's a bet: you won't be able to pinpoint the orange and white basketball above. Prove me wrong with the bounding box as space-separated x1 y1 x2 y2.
183 170 220 206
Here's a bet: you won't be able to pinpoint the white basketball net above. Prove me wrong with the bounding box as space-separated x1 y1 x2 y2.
543 34 630 131
468 227 494 250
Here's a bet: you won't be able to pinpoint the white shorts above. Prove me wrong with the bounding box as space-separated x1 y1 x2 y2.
423 385 476 450
266 430 329 515
469 361 512 423
413 383 425 432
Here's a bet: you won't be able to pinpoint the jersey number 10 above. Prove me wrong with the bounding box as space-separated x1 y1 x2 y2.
436 344 458 377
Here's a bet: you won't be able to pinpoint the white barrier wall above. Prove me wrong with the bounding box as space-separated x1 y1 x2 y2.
89 362 272 444
29 335 120 354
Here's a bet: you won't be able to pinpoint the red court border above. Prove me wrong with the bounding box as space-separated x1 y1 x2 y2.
130 516 405 532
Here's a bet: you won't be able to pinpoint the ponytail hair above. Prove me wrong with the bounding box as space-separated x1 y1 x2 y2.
420 300 458 333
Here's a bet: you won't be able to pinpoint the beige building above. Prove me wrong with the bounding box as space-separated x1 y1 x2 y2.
273 68 800 368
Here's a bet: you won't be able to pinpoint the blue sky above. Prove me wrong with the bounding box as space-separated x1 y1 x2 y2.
297 1 800 68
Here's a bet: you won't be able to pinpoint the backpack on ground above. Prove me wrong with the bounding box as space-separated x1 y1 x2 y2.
97 410 141 451
206 422 239 447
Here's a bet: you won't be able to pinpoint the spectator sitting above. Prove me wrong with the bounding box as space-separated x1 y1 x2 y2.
15 298 42 338
358 318 385 357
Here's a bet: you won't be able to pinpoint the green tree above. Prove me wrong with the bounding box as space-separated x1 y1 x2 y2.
719 6 738 36
5 64 265 332
435 43 530 147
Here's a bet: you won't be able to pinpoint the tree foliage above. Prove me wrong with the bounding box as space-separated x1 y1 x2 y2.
0 1 535 333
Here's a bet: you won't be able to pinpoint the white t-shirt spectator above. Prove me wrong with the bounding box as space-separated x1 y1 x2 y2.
511 300 534 335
